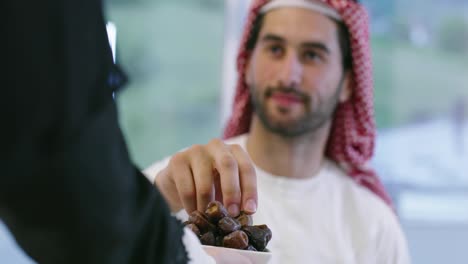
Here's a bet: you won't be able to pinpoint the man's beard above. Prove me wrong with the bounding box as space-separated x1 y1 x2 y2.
250 81 344 138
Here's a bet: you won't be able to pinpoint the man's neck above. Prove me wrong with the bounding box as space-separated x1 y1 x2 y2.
246 117 331 179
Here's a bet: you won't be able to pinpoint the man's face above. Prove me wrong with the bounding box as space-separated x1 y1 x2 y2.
245 7 350 137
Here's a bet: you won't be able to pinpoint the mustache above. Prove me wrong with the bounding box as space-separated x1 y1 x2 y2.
264 86 310 102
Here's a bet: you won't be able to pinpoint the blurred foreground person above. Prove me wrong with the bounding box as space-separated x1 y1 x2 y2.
1 0 250 263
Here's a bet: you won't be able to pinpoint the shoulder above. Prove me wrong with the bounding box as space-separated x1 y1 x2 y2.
325 161 410 262
325 160 393 220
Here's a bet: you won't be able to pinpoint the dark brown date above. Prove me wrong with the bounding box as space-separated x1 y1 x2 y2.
205 201 228 223
242 225 272 251
256 224 272 242
200 231 216 246
246 245 257 251
186 223 201 237
189 211 215 233
218 216 241 234
236 212 253 227
186 203 272 251
215 235 224 247
223 230 249 249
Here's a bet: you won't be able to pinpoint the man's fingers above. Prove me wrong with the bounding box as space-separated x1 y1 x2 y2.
170 153 197 214
213 170 223 203
163 139 256 217
189 145 216 212
207 139 241 217
155 167 183 213
230 144 258 214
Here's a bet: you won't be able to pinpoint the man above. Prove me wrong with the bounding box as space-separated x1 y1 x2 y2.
1 0 249 263
146 0 410 263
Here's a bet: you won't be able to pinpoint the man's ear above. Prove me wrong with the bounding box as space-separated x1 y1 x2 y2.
339 71 352 103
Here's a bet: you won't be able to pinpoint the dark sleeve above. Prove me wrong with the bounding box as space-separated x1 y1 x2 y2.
0 0 189 263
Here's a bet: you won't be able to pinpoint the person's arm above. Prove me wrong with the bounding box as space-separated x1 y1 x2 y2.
0 0 201 263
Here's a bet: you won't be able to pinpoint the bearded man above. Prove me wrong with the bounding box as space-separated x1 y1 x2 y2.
146 1 411 263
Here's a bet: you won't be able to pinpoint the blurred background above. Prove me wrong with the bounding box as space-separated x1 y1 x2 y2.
1 0 467 263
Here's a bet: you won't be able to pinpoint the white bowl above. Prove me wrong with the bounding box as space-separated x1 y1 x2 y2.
202 245 272 264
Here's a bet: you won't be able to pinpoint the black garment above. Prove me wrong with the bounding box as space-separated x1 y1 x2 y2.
1 0 188 263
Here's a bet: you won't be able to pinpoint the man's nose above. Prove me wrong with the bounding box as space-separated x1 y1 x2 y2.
276 53 303 88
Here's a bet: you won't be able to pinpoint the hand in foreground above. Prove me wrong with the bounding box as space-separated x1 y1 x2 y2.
154 139 257 217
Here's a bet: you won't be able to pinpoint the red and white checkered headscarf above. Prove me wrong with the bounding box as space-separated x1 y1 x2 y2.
223 0 393 207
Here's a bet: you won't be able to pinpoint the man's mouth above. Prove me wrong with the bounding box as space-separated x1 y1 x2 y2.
270 92 304 107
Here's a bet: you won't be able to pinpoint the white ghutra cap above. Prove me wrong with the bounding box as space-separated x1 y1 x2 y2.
260 0 342 21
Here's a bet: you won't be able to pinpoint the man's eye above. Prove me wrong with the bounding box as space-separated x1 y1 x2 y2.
268 45 284 56
303 51 320 62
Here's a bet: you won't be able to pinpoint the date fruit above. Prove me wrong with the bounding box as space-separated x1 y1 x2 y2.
183 202 272 251
223 230 249 249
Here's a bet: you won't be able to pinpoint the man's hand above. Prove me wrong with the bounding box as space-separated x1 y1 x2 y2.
154 139 257 217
